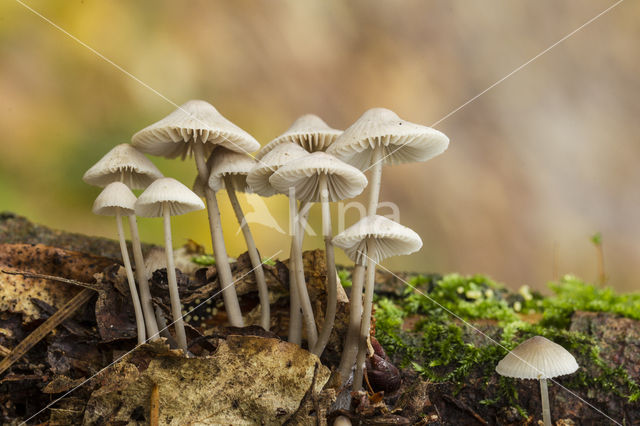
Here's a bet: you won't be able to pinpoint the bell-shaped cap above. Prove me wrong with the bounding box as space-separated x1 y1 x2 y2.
131 100 260 159
327 108 449 170
92 182 137 216
255 114 341 160
333 215 422 264
208 148 256 193
269 152 367 202
496 336 579 380
135 177 205 217
246 143 308 197
83 144 163 189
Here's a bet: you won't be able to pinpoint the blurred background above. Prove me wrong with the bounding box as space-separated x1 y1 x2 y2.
1 0 638 292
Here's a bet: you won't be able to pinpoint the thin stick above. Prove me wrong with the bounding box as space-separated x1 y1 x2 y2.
163 203 187 351
0 288 94 376
1 270 102 291
128 214 160 340
149 383 160 426
224 176 270 331
193 143 244 327
312 176 337 356
116 211 146 344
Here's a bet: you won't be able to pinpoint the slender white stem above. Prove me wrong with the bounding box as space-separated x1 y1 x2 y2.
353 238 377 390
224 177 270 331
163 203 188 352
288 194 302 344
337 263 364 383
193 143 244 327
115 211 145 344
367 145 383 216
312 175 337 356
128 214 160 340
540 378 552 426
291 198 318 348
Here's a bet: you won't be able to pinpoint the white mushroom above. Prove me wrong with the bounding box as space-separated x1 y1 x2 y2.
132 100 260 327
270 152 367 356
207 148 270 331
92 182 147 344
333 215 422 389
83 143 163 340
496 336 579 426
135 177 205 352
247 142 308 344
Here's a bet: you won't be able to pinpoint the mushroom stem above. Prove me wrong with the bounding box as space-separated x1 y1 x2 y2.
540 378 552 426
193 143 244 327
337 263 364 383
128 214 160 340
367 145 383 216
115 210 146 344
288 194 302 345
353 238 377 390
312 175 337 356
290 192 318 348
224 176 270 331
162 202 188 352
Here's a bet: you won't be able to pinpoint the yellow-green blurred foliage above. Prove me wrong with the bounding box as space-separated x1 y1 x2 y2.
1 1 639 292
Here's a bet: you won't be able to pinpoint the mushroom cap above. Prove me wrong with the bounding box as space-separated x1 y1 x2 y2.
326 108 449 170
246 143 308 197
496 336 579 380
269 152 367 202
208 148 256 193
333 215 423 264
131 100 260 159
83 144 164 189
255 114 341 160
92 182 137 216
135 177 205 217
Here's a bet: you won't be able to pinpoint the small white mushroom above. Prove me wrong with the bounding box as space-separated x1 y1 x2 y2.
496 336 579 426
83 143 163 340
333 215 422 389
92 182 147 344
132 100 260 328
207 148 271 331
135 177 205 352
270 152 367 356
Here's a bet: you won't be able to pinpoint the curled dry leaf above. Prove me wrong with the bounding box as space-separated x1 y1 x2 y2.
84 336 331 425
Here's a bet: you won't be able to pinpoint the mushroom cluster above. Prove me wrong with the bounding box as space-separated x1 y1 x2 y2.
82 101 449 395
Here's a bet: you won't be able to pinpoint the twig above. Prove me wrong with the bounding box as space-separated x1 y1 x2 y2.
149 383 160 426
442 394 487 425
0 288 95 376
1 269 103 291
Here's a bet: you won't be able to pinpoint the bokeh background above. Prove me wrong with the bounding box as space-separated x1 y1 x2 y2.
1 0 638 292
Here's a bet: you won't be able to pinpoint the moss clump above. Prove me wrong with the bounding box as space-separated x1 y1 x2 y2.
374 273 640 415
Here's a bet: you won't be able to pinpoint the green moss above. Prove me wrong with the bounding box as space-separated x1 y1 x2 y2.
373 273 640 417
338 269 352 288
192 254 216 266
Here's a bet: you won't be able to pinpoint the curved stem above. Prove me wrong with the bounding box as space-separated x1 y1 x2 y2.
115 211 146 344
337 263 365 383
163 203 188 352
224 177 270 331
128 214 160 340
353 239 377 390
540 378 552 426
288 194 302 344
367 145 383 216
193 143 244 327
312 175 337 356
291 195 317 348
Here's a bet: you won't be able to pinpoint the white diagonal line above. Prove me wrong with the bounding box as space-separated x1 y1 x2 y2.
361 252 622 425
20 251 282 425
362 0 625 173
12 0 281 171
